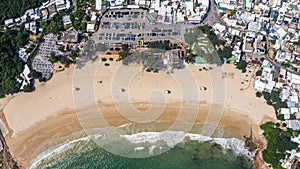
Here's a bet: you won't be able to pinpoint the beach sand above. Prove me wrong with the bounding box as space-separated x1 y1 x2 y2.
0 59 277 167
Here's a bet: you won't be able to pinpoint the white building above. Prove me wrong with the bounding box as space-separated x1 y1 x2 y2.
96 0 102 10
62 15 72 25
56 0 71 11
4 19 15 27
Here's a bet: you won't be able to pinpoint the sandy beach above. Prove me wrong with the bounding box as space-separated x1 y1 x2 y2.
0 59 277 167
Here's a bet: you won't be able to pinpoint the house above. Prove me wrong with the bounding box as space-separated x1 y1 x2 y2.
248 22 260 31
279 108 290 119
282 151 300 168
288 120 300 130
56 0 71 11
277 28 287 38
87 21 97 32
4 19 15 27
281 88 290 100
243 32 256 53
62 15 72 25
18 48 28 62
96 0 102 10
18 65 32 90
29 21 38 34
57 31 79 44
40 8 49 20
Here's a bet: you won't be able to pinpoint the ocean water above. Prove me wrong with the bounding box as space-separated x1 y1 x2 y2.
40 140 252 169
30 123 254 169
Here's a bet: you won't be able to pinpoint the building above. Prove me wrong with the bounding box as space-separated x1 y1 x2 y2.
57 31 79 44
56 0 71 11
87 21 97 32
96 0 102 10
4 19 15 27
62 15 72 25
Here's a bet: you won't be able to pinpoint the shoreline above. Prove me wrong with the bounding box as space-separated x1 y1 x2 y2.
2 101 273 167
28 129 254 169
0 62 277 168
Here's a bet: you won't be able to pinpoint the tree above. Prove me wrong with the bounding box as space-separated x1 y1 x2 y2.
147 41 171 50
261 122 298 168
217 46 233 59
70 10 87 31
28 70 41 79
262 91 271 100
70 48 80 60
184 53 195 63
256 70 263 76
236 60 247 72
119 44 130 60
59 56 73 67
0 0 44 24
255 92 262 98
277 114 285 121
96 43 107 52
58 45 65 52
49 51 59 63
0 28 29 97
43 14 64 34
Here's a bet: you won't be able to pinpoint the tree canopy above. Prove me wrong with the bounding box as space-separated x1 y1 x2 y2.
0 0 44 24
0 28 30 97
147 41 171 50
261 122 298 169
236 60 247 72
43 14 65 34
70 10 88 31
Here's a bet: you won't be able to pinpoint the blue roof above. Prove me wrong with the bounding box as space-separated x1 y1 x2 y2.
288 101 296 107
271 35 278 40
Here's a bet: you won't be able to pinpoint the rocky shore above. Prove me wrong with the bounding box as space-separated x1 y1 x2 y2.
0 130 19 169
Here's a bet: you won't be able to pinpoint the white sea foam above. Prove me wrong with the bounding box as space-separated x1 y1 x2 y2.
149 145 156 155
120 131 186 147
121 131 251 157
30 130 251 168
29 134 102 169
134 147 145 151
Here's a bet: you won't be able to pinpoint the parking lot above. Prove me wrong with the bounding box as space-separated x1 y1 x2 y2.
104 10 145 19
101 22 146 30
94 9 189 46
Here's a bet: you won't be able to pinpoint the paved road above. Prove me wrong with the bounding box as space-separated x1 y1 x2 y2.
202 0 227 26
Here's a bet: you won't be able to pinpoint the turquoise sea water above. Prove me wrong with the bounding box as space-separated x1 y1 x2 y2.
34 135 253 169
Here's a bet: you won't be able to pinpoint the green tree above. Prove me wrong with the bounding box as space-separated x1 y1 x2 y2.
255 92 262 98
70 48 80 60
44 14 64 34
0 0 44 24
58 45 65 52
262 91 271 100
119 44 130 60
49 51 59 63
217 46 233 59
261 122 298 168
0 28 29 97
96 43 107 52
256 70 263 76
236 60 247 72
